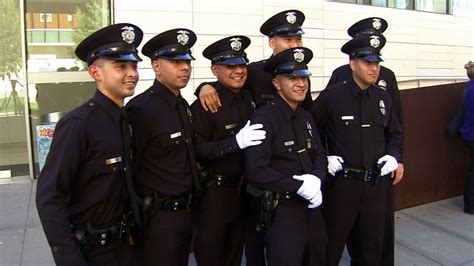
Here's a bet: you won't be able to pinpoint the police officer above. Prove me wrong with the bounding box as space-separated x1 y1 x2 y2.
197 9 312 113
126 28 197 266
311 34 403 266
324 17 404 266
191 35 266 266
246 47 328 266
36 23 143 266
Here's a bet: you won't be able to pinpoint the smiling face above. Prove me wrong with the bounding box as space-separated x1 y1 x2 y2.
88 58 139 106
350 58 380 90
211 64 247 91
153 59 192 95
272 74 308 110
269 35 303 55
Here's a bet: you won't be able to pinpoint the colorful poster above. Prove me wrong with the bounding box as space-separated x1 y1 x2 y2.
36 124 55 171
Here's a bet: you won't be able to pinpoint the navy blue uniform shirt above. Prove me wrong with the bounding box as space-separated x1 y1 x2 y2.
191 83 256 177
246 95 327 192
36 90 128 265
126 79 193 197
312 78 403 169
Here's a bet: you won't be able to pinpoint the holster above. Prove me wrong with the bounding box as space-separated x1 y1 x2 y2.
246 184 279 231
139 193 158 227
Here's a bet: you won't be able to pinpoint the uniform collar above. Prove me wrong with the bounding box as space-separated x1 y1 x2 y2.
275 94 300 121
349 77 374 98
152 79 181 109
216 82 245 106
92 89 123 123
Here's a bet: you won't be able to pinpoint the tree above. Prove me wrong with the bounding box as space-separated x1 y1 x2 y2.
0 0 22 80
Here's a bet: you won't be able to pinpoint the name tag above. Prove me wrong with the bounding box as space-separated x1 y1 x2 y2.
225 124 237 130
284 141 294 146
361 124 371 128
297 148 306 153
170 132 182 139
262 94 275 99
341 116 354 120
105 156 122 165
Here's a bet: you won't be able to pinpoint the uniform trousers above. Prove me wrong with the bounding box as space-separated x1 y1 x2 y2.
347 183 395 266
194 185 245 266
323 175 389 266
136 208 192 266
81 239 136 266
265 199 327 266
244 208 266 266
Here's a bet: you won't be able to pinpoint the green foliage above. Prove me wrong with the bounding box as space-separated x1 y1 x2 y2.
0 0 22 80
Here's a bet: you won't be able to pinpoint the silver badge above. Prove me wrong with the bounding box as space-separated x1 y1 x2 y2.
286 12 297 24
230 37 242 51
177 30 190 45
378 80 387 90
121 26 136 44
369 35 381 48
372 18 382 30
186 107 193 123
251 101 257 112
379 100 386 115
306 122 313 137
293 49 305 63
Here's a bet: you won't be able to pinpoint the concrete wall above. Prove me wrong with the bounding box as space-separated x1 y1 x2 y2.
113 0 474 103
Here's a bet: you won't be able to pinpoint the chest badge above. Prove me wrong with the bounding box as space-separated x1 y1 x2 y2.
186 107 193 124
378 79 387 90
379 100 386 116
306 122 313 137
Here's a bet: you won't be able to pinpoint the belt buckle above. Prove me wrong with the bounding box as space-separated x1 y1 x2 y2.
363 170 371 182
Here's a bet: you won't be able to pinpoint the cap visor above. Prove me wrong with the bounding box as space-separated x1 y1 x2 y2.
102 53 142 62
216 57 248 66
280 69 311 77
360 54 384 62
161 54 195 61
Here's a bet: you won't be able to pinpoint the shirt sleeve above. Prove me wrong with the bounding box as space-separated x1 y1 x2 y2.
385 96 403 162
36 117 88 266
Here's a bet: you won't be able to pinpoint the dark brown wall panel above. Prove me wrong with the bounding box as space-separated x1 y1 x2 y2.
396 82 468 210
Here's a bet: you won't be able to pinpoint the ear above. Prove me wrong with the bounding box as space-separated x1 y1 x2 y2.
211 65 219 77
88 64 102 81
268 37 276 50
152 60 161 75
349 59 356 72
272 78 281 91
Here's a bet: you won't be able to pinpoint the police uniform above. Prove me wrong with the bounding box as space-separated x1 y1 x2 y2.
311 34 403 266
126 28 197 266
191 36 255 266
246 47 328 266
36 23 143 266
324 17 403 266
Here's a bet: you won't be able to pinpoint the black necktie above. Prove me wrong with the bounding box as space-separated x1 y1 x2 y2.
234 93 248 127
120 108 141 227
176 96 202 192
360 91 374 170
291 112 313 173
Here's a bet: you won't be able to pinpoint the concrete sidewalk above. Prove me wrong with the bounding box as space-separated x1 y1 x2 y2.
0 180 473 266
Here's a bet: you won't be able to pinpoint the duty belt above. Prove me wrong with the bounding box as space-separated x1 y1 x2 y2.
339 167 383 182
155 193 193 212
211 174 244 188
275 191 301 201
73 221 129 247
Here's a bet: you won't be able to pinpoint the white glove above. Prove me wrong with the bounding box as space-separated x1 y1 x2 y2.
236 120 266 149
293 174 322 208
327 156 344 176
377 155 398 176
308 189 323 209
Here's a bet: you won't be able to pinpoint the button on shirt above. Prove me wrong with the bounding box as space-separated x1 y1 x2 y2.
126 79 193 197
311 78 403 169
191 83 255 177
246 95 327 192
246 59 313 110
36 90 128 265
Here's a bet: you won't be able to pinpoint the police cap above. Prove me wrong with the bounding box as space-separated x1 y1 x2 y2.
142 28 196 61
203 36 251 65
75 23 143 65
264 47 313 77
341 34 386 62
260 10 305 37
348 17 388 37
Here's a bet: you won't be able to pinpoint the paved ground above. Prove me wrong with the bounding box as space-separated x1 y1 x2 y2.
0 180 473 266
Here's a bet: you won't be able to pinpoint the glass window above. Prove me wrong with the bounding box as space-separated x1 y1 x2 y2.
389 0 415 9
372 0 388 7
415 0 448 13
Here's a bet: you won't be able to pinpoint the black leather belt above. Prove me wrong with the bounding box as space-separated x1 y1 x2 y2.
275 191 301 201
155 193 193 212
211 174 244 188
74 222 128 247
339 167 383 182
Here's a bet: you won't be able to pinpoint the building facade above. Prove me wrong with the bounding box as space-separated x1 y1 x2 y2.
0 0 473 181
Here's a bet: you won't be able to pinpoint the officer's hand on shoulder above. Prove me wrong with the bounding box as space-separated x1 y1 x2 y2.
199 84 221 113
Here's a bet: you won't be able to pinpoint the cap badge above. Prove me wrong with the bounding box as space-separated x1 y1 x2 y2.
293 49 305 63
369 35 381 48
286 12 297 24
121 26 136 44
378 79 387 90
176 30 190 45
230 37 242 51
372 18 382 30
379 100 386 115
